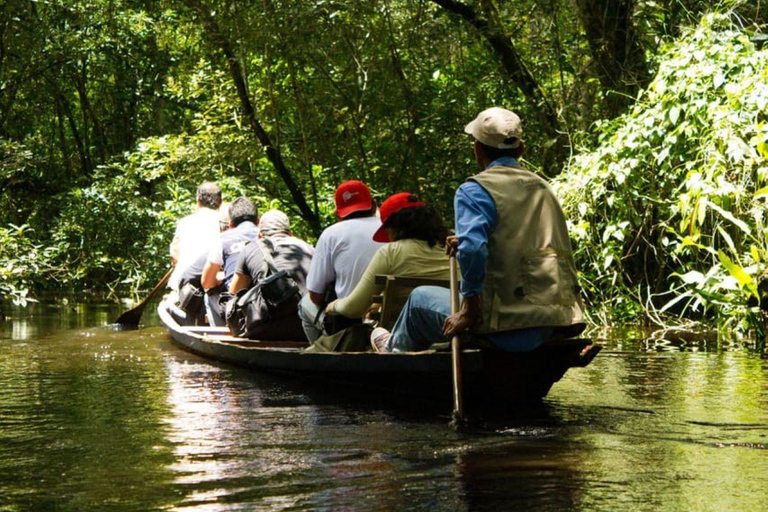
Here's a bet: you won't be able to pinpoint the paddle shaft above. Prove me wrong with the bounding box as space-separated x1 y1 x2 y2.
115 266 174 325
449 255 464 420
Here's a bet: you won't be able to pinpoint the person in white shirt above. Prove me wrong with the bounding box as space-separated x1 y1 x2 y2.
298 180 383 341
168 181 222 291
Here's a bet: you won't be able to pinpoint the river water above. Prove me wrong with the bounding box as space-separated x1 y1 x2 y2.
0 302 766 512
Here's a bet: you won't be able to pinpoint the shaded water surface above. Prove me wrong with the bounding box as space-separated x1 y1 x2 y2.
1 303 766 511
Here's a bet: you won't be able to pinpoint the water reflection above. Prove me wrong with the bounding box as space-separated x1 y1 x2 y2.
455 439 584 511
1 301 128 340
0 317 179 511
0 304 766 511
159 349 470 510
162 354 329 511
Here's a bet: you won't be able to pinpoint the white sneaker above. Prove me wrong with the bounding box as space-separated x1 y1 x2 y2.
370 327 391 353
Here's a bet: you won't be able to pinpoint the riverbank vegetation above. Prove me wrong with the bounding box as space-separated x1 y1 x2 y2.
1 1 766 336
556 13 768 334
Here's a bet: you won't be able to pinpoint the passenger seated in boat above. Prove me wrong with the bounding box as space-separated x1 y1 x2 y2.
200 197 260 326
229 210 314 340
324 192 450 331
169 181 223 292
373 107 586 353
175 202 231 324
298 180 383 342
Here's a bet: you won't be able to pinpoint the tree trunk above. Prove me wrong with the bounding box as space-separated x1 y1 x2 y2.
190 2 320 231
382 0 421 192
74 66 108 164
52 86 90 176
573 0 650 115
53 96 73 176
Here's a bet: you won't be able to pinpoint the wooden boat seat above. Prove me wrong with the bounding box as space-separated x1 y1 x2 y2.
372 275 450 330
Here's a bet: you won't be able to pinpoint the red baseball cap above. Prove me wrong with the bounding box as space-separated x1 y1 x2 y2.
335 180 373 218
373 192 425 242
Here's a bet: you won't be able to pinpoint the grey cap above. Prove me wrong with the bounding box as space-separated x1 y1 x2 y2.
259 209 291 236
218 202 231 228
464 107 523 149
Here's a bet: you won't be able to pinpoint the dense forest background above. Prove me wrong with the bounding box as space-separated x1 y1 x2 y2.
0 0 766 334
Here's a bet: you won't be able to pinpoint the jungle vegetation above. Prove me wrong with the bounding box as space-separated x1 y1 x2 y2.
0 0 766 337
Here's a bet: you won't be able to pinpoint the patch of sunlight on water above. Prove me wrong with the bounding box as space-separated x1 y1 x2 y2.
1 305 766 511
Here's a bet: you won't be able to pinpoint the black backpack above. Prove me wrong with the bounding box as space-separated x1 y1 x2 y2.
225 240 305 340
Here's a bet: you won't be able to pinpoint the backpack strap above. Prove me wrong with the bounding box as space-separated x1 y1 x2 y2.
255 237 279 277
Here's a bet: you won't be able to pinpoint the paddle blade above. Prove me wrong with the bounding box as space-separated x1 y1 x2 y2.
115 305 146 326
114 267 174 326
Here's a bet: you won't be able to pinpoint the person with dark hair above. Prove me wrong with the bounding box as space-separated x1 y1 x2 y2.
297 180 383 341
200 197 260 326
325 192 450 322
169 181 223 291
230 210 314 340
373 107 585 353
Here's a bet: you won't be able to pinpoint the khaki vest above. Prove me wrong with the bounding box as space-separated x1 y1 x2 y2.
468 164 585 333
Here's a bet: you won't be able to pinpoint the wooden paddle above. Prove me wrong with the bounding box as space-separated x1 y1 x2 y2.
115 267 174 326
449 254 465 421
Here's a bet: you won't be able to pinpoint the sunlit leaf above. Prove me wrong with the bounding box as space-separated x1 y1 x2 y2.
717 225 736 251
708 202 751 234
679 270 705 284
669 106 680 124
717 250 753 289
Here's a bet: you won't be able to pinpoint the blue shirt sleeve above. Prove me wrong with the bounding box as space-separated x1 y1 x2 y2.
454 182 497 297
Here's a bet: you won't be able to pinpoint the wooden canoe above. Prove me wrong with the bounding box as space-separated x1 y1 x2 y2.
157 298 601 407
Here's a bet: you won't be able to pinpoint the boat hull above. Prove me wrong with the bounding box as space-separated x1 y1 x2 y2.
157 299 600 406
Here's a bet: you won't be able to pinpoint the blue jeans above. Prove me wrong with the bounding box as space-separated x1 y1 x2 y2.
387 286 454 352
387 286 553 353
298 293 324 342
205 290 225 326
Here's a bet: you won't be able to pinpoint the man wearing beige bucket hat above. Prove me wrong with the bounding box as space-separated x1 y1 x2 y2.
377 107 585 353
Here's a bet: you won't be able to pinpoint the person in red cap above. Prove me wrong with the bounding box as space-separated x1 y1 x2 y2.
324 192 450 339
298 180 383 341
376 107 585 353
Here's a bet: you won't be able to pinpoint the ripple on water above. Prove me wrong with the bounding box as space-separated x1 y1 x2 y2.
1 311 767 511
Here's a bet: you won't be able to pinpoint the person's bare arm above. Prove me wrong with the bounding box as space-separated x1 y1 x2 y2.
308 291 325 305
229 272 252 294
201 261 222 290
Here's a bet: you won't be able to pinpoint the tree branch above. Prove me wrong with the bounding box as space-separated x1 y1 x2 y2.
430 0 567 169
191 2 320 231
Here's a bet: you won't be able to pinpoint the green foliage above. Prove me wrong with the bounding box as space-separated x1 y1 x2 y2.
0 225 56 307
1 0 766 325
40 127 265 296
555 13 768 331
